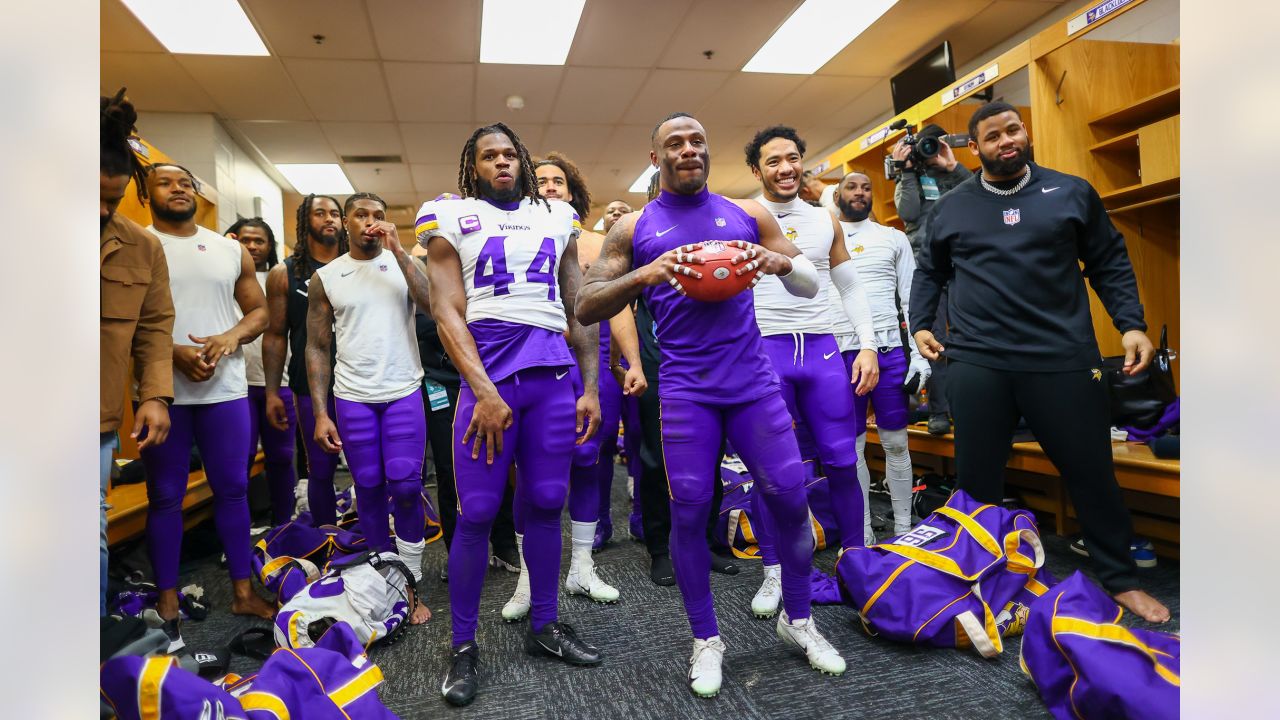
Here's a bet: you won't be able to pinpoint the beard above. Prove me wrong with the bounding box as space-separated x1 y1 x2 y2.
151 199 197 223
837 196 871 222
309 226 339 245
978 144 1030 178
662 154 709 195
477 176 522 204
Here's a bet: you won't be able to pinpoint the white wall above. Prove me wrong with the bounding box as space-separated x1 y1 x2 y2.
1087 0 1179 43
135 111 285 244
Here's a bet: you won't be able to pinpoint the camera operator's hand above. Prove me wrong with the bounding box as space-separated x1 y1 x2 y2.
928 141 958 172
892 140 914 170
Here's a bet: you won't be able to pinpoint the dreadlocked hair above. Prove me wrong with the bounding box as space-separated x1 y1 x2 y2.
456 123 549 213
101 88 149 202
291 194 346 280
534 152 591 219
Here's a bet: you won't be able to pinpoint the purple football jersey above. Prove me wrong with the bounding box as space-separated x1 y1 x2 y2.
632 188 778 404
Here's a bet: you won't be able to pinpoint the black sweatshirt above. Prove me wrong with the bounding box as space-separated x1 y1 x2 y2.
909 163 1146 372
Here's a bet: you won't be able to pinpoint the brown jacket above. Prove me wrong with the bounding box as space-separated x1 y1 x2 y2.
101 214 175 432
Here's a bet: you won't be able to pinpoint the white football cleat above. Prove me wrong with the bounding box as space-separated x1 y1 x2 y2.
751 565 782 618
776 610 846 676
565 563 620 604
501 586 530 622
688 636 726 698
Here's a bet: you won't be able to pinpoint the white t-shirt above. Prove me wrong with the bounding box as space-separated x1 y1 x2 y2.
315 249 423 404
149 225 248 405
242 270 289 387
414 196 581 332
828 219 916 350
753 197 837 336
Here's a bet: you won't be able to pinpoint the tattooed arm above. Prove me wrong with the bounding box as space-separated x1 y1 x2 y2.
560 236 600 443
304 273 342 453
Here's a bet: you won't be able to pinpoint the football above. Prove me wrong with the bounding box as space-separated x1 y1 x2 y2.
674 241 762 302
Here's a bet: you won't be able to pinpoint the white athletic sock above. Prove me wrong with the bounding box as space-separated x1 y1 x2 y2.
880 428 914 530
569 521 596 575
763 563 781 580
395 537 426 583
514 533 529 592
855 433 872 533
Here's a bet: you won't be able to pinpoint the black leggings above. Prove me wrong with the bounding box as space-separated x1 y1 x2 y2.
948 360 1138 593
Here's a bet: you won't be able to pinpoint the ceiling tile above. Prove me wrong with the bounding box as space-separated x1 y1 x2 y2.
766 75 882 129
695 74 806 127
175 55 311 120
367 0 478 62
101 52 220 113
101 0 165 52
410 164 462 197
658 0 802 71
475 65 564 124
599 124 655 166
401 123 477 164
621 69 731 125
320 122 404 157
234 121 337 163
551 68 649 124
343 163 412 194
243 0 377 60
284 59 395 122
567 0 691 68
536 124 615 166
384 63 474 122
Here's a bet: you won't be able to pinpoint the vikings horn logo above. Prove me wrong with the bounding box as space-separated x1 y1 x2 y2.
1090 368 1102 382
853 244 865 254
785 226 798 242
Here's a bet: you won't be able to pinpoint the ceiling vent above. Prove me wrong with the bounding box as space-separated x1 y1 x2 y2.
341 155 403 164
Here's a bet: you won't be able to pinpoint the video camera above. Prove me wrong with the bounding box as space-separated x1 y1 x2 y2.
884 120 968 181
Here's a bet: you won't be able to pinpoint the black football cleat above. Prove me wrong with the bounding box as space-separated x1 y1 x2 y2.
441 641 480 707
525 622 603 666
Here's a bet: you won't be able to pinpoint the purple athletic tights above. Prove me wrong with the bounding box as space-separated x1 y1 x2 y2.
566 362 623 523
247 385 297 525
662 390 814 639
334 389 427 553
139 398 253 589
449 367 576 645
293 394 340 526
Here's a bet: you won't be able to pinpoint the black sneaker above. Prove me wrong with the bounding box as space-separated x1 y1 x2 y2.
490 545 520 573
650 554 676 586
161 618 185 654
438 565 449 583
927 414 951 436
709 552 739 576
525 622 603 666
441 641 480 707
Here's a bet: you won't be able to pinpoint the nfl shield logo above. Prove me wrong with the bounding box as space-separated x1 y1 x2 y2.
715 217 726 227
1003 208 1020 226
197 244 206 252
379 264 388 272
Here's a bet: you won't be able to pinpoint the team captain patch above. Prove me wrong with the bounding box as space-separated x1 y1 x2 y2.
459 214 482 234
1003 208 1021 226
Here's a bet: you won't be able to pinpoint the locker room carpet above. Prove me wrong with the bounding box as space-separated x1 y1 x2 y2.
163 467 1181 719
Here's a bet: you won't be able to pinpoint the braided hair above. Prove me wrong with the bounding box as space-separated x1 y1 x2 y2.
533 152 591 219
100 88 149 201
290 194 346 280
456 123 549 212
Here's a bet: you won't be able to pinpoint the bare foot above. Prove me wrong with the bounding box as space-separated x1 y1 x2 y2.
231 590 277 620
410 600 432 625
1114 589 1171 624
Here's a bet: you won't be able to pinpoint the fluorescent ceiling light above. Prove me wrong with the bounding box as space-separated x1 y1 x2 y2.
480 0 586 64
121 0 269 56
275 164 354 195
628 165 658 194
743 0 898 75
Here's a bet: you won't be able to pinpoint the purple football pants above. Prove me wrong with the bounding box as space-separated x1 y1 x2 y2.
566 361 623 523
622 393 643 527
293 394 340 527
752 334 865 564
139 399 253 590
247 385 298 525
662 389 814 639
851 347 911 436
450 367 576 644
334 389 426 553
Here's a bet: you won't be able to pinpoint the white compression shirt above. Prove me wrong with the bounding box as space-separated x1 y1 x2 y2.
828 218 916 351
243 270 289 387
753 196 837 336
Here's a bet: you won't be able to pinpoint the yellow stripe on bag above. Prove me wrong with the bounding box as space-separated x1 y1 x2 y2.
240 691 291 719
137 656 175 720
934 505 1001 557
861 557 915 617
879 543 996 581
1051 616 1181 686
329 665 385 707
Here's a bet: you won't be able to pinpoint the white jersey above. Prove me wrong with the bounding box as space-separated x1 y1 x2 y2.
315 249 423 403
242 270 289 387
828 219 915 350
149 225 248 405
414 196 581 331
274 552 410 649
753 197 837 336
